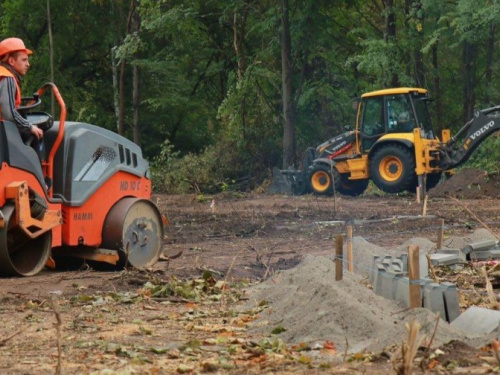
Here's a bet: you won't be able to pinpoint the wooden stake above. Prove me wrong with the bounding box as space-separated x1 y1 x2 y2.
335 234 344 281
416 185 421 204
422 195 428 216
408 245 421 309
346 225 353 272
437 218 445 250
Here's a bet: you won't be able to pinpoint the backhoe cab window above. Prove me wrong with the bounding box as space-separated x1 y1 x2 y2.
361 97 384 136
413 97 433 134
386 94 416 133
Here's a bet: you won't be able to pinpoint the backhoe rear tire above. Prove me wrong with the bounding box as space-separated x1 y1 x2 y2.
370 144 416 193
308 164 338 196
338 175 369 197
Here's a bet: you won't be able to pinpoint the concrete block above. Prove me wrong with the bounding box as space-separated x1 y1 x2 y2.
374 269 386 297
393 275 410 308
469 249 500 261
419 252 429 279
381 256 393 267
379 272 396 300
398 254 408 273
434 248 466 256
451 306 500 336
462 240 498 255
423 283 446 321
430 250 466 266
441 282 461 322
371 263 386 288
370 256 381 283
388 259 404 273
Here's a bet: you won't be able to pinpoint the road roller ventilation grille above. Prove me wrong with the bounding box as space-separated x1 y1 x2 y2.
118 144 138 168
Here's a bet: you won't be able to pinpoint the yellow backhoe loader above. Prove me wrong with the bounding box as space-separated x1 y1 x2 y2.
271 87 500 196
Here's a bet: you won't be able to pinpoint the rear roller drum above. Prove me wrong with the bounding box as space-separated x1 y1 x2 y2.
0 204 52 277
102 198 164 269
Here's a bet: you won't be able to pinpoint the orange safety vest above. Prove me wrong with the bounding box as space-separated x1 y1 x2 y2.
0 65 22 120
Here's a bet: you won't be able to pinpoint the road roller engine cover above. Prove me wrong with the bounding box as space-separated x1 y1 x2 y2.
0 83 165 277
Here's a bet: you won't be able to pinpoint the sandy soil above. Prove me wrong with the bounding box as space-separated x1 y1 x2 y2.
1 168 500 374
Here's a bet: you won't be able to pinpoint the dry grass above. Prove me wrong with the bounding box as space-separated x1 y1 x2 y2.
391 320 424 375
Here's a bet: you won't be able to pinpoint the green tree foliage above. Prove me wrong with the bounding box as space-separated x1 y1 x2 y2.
2 0 500 193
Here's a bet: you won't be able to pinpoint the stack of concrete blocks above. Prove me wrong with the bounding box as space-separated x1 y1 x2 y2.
371 254 461 322
451 306 500 336
430 239 499 267
422 281 461 322
439 241 500 336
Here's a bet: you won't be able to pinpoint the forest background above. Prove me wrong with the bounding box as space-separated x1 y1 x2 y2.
1 0 500 193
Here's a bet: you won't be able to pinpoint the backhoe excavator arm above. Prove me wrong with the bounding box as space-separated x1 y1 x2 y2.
439 105 500 170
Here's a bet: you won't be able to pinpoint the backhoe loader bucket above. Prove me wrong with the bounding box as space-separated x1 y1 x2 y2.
269 148 316 195
269 167 304 195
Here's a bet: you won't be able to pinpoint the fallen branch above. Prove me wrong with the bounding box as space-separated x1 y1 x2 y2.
263 245 278 280
426 313 440 350
0 329 23 347
449 196 500 241
481 267 499 310
220 251 242 308
52 297 63 375
426 254 439 283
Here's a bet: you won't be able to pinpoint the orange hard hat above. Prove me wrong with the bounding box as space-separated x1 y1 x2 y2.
0 37 33 58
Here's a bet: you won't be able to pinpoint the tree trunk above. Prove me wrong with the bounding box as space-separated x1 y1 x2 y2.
411 0 425 86
118 60 126 136
132 2 141 145
462 41 477 123
432 42 442 131
485 22 495 105
116 0 136 136
232 3 249 81
233 2 250 141
384 0 398 87
111 48 120 132
47 0 55 114
133 64 140 145
281 0 295 169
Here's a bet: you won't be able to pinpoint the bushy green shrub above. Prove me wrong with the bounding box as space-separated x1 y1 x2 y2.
151 138 255 194
467 133 500 174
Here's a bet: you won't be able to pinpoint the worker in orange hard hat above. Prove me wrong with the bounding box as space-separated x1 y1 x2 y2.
0 37 43 141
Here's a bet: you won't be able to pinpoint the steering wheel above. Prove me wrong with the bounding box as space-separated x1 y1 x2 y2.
364 123 383 136
23 112 54 147
18 93 42 113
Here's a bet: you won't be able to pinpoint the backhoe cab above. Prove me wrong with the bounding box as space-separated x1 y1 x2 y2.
272 87 500 197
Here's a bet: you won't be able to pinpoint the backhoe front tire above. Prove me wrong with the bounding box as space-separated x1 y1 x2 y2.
370 144 416 193
308 164 338 196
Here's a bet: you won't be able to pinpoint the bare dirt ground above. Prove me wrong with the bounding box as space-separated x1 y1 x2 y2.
2 168 500 374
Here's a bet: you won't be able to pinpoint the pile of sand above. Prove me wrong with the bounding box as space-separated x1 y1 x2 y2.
244 229 498 354
246 255 472 353
429 168 500 199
